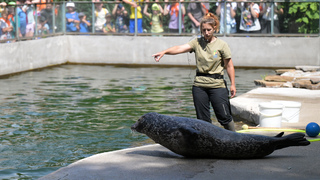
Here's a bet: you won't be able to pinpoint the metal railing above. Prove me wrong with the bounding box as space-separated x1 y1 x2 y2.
0 0 319 43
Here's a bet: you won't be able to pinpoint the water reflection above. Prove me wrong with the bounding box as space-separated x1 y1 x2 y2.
0 65 274 179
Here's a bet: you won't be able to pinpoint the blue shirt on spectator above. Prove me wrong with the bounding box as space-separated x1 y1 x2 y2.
17 7 27 36
79 20 90 33
66 12 79 32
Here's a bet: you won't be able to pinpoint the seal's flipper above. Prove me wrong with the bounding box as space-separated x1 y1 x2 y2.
178 126 200 139
275 132 310 150
275 132 284 137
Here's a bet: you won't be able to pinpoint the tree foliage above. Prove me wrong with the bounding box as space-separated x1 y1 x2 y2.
288 2 319 33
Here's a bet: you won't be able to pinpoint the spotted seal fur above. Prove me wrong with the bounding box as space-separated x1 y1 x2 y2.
131 112 310 159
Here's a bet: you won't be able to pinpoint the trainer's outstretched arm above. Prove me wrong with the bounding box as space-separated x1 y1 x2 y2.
152 44 192 62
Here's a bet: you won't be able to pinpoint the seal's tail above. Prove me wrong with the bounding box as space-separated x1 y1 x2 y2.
275 132 310 150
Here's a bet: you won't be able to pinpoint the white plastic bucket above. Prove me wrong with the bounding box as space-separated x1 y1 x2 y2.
259 102 283 127
271 101 301 123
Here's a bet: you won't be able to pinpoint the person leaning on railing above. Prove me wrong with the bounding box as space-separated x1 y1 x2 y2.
216 0 237 34
259 2 283 33
103 13 116 33
112 2 129 33
93 0 109 33
25 0 36 37
16 0 27 37
164 0 186 33
0 1 7 14
0 8 13 40
65 2 80 32
7 2 17 40
187 0 209 34
78 12 91 33
128 0 144 33
143 0 164 34
239 2 261 33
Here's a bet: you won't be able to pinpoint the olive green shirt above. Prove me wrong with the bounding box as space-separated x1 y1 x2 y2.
188 37 232 88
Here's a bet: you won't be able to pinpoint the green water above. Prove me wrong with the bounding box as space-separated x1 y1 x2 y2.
0 65 274 179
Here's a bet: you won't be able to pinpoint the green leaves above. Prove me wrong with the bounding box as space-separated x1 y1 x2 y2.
288 2 319 33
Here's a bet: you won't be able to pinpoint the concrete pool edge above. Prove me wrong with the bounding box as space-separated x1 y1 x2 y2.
1 36 319 77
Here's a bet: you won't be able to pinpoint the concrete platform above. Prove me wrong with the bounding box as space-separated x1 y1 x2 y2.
230 87 320 129
40 143 320 180
41 87 320 180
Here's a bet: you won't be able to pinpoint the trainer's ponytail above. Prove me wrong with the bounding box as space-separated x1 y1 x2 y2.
200 12 220 34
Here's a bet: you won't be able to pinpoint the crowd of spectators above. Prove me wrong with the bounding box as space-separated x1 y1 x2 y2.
0 0 57 41
0 0 288 41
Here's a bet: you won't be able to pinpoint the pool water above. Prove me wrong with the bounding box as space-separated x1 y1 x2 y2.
0 65 274 179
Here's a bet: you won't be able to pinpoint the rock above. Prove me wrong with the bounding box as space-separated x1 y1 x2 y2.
295 66 320 72
281 82 293 88
292 80 312 88
306 83 320 90
264 75 294 82
310 77 320 84
254 80 284 87
275 69 296 75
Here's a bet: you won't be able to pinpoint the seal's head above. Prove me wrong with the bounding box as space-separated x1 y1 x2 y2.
131 112 158 133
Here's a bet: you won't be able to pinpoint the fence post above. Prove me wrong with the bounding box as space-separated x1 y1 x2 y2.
178 2 182 34
92 2 95 33
223 1 227 36
135 5 138 35
62 1 66 35
270 1 274 35
34 4 38 37
52 3 56 34
15 6 19 41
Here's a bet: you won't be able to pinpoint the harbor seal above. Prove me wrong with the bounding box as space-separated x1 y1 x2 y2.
131 112 310 159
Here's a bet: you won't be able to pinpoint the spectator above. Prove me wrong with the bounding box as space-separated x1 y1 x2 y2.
16 0 27 37
103 13 115 33
187 0 209 34
37 15 49 35
25 0 36 37
78 12 91 33
164 0 186 33
239 2 261 33
0 9 13 40
93 0 108 33
128 0 143 33
112 2 129 33
216 0 237 34
143 1 164 34
260 2 283 34
65 2 79 32
35 0 47 15
40 3 53 33
7 2 17 39
0 1 7 14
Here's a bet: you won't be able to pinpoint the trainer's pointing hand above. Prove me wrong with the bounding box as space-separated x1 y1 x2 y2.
152 52 164 62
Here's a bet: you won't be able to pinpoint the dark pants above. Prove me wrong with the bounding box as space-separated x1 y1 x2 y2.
192 85 233 125
260 19 280 34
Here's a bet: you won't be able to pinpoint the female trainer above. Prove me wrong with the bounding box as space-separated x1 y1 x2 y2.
152 13 236 131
